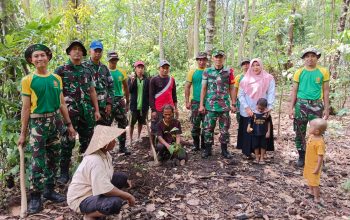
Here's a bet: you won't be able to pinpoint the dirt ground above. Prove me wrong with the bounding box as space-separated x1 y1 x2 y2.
1 98 350 220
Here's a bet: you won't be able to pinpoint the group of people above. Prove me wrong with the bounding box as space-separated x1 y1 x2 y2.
18 40 330 218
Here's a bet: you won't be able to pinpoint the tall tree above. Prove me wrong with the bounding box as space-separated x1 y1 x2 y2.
44 0 52 17
331 0 350 75
248 0 256 57
220 0 229 48
22 0 31 19
237 0 249 65
231 0 237 65
205 0 216 59
193 0 201 58
159 0 166 60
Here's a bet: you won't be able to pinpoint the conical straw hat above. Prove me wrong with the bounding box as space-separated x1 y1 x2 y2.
84 125 126 156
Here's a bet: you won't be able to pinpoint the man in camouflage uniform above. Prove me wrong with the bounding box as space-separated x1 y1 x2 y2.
18 44 76 214
289 48 330 167
185 52 208 151
199 50 236 159
85 40 114 125
107 51 131 155
56 40 101 184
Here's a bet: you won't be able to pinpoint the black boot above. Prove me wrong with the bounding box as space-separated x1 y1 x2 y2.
43 186 66 203
119 140 131 155
221 143 232 159
28 192 42 214
201 143 212 159
200 134 205 150
191 136 200 151
297 150 305 167
57 162 70 184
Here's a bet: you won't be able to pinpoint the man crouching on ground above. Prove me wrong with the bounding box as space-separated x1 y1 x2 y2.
67 125 135 219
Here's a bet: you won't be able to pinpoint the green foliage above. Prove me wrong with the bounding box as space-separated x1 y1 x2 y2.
342 179 350 192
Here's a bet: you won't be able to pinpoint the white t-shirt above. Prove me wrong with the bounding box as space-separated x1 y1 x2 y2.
67 150 114 213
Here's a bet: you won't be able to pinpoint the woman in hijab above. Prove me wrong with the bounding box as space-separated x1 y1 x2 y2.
237 58 275 160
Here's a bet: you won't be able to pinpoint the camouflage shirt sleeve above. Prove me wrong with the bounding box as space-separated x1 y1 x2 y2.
105 66 114 105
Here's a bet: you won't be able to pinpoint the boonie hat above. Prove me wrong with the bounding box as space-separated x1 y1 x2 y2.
212 49 225 57
196 52 208 60
159 60 170 67
66 40 87 56
24 44 52 64
301 48 321 59
107 51 119 61
134 61 145 67
240 58 250 66
90 40 103 50
84 125 126 156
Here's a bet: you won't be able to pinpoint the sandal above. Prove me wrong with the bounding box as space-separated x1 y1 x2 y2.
253 160 259 164
259 161 266 165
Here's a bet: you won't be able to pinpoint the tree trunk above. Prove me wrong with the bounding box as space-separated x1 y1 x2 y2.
237 0 249 66
44 0 52 17
205 0 216 60
220 0 229 48
0 0 7 43
231 0 238 65
159 0 166 60
287 6 295 57
330 0 335 46
330 0 350 76
22 0 31 19
188 24 194 59
248 0 256 57
193 0 201 58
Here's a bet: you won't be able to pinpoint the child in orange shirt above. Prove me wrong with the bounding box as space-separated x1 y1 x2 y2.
303 118 327 204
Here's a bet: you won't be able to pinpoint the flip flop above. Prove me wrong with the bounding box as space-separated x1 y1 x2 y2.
253 160 259 164
259 161 266 165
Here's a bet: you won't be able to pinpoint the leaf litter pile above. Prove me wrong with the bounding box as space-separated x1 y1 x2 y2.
1 102 350 220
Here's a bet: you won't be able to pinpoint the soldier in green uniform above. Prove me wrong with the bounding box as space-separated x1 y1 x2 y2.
56 40 101 184
185 52 208 151
289 48 330 167
18 44 76 214
199 50 236 159
85 40 114 125
107 51 131 155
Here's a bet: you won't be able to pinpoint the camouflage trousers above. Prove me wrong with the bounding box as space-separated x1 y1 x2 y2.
294 99 323 151
111 96 128 143
203 111 231 145
235 99 241 124
29 113 65 192
190 100 205 138
96 106 113 126
60 102 95 169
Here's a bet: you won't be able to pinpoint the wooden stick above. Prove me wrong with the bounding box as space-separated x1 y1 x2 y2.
18 144 27 219
145 118 159 164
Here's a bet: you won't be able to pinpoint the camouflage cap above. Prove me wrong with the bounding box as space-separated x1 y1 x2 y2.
196 52 208 60
301 48 321 59
240 58 250 66
107 51 119 61
66 40 87 56
212 49 225 57
24 44 52 64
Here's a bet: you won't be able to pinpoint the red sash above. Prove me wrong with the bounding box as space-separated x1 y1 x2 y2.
155 77 175 112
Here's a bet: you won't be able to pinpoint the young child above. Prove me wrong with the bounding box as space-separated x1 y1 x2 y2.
247 98 271 164
156 105 187 164
303 118 327 204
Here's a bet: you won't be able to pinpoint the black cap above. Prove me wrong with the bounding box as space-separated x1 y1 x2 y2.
196 52 208 60
24 44 52 64
107 51 119 61
66 40 87 56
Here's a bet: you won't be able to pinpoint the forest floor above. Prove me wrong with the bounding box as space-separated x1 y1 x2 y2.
1 97 350 220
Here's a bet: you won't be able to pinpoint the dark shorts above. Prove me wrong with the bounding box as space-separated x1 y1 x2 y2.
131 110 147 126
251 135 267 150
79 172 129 215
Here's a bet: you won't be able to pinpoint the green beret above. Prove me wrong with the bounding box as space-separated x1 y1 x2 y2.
24 44 52 64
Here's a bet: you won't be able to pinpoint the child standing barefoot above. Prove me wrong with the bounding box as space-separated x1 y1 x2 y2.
303 118 327 204
247 98 271 164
